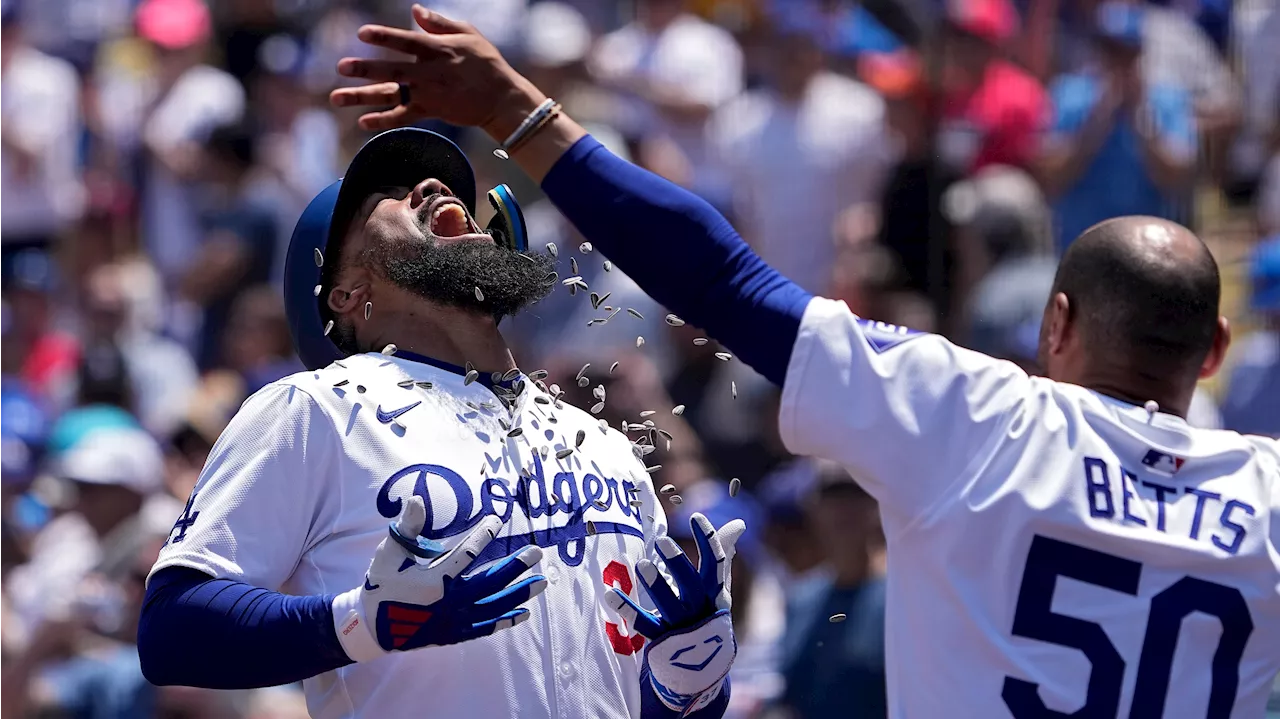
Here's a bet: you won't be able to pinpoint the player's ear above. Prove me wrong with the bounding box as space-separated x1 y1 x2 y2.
1197 315 1231 380
327 275 372 317
1043 292 1071 356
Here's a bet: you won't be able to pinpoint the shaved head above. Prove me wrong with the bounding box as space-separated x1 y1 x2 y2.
1040 217 1223 402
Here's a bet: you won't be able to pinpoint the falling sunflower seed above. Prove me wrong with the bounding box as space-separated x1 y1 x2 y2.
547 242 558 258
334 379 349 387
609 361 619 374
731 381 737 399
398 379 416 389
715 352 732 362
577 376 590 388
506 427 523 438
627 308 644 320
586 520 596 536
568 284 577 296
570 257 579 275
639 410 655 418
364 302 372 320
645 465 662 473
543 271 558 284
729 477 741 497
314 248 324 267
550 492 560 504
593 385 606 400
603 260 612 271
669 494 684 505
313 284 322 297
502 367 521 382
556 448 574 460
589 291 601 308
357 385 366 393
466 361 475 372
529 369 549 380
660 484 676 494
630 499 643 508
464 370 479 385
382 344 398 355
665 314 685 327
474 286 485 301
596 292 612 308
636 336 645 348
672 405 686 416
415 381 433 389
693 337 709 346
561 275 583 286
580 242 593 253
593 499 608 510
829 614 847 623
591 401 605 414
576 363 591 380
324 320 334 336
575 429 585 447
534 395 551 405
587 319 607 326
598 419 608 431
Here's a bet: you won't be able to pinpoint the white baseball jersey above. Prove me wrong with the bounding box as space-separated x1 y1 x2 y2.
780 297 1280 718
151 352 668 719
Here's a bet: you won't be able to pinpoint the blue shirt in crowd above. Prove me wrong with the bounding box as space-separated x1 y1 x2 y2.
1048 73 1196 253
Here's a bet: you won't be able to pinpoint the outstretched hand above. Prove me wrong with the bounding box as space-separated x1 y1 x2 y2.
329 4 540 133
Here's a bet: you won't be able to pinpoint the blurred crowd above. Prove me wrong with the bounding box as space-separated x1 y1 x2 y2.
2 0 1277 716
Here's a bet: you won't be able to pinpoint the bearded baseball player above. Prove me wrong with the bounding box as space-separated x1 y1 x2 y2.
321 6 1280 717
137 118 746 716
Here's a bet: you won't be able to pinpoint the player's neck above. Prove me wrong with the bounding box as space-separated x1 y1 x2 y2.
1081 379 1191 420
362 301 516 375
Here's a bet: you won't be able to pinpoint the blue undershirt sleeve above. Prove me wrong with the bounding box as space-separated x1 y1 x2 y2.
137 566 352 689
540 136 813 386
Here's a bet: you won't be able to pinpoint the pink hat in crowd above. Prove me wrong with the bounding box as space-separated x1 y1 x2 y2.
135 0 212 50
946 0 1018 44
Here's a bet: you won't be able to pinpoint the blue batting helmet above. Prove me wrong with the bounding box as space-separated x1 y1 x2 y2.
284 127 528 371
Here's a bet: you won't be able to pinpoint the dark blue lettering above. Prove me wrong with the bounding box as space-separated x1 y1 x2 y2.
1121 468 1146 527
1084 457 1114 518
1212 500 1255 556
1140 480 1176 532
1184 487 1221 540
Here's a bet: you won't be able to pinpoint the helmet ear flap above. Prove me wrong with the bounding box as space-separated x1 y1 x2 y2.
485 185 528 254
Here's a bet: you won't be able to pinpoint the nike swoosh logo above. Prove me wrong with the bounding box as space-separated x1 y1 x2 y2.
376 401 421 424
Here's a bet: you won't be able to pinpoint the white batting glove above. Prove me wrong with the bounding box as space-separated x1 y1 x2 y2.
605 513 747 715
332 496 546 661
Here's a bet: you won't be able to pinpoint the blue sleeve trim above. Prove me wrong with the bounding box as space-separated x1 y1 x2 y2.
138 567 352 689
639 665 732 719
541 136 812 386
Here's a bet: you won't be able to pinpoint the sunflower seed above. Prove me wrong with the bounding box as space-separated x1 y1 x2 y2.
506 427 523 438
672 405 686 416
314 248 324 266
474 286 485 301
580 242 593 253
376 344 396 356
334 361 346 368
715 352 732 362
590 401 605 414
357 385 366 393
642 419 655 427
465 370 479 385
466 401 479 410
502 367 521 382
549 383 561 395
570 257 579 275
416 381 433 390
593 385 605 400
556 448 574 460
598 419 609 431
609 361 619 375
365 302 372 320
466 361 475 373
603 260 612 272
575 363 591 380
398 379 416 388
550 492 559 504
637 444 656 456
660 484 676 494
547 242 558 258
627 308 644 320
576 376 589 388
586 520 596 535
587 318 607 326
603 306 614 312
829 614 847 623
569 284 577 296
630 499 643 508
639 410 655 418
636 336 645 348
665 314 685 327
543 271 558 284
669 494 684 505
534 396 551 405
693 337 709 346
607 307 621 321
323 320 334 336
574 429 585 447
480 400 496 410
313 284 322 297
561 275 583 286
729 477 741 497
626 423 647 432
589 291 600 308
541 445 550 457
595 292 612 308
593 499 607 510
731 380 737 399
334 379 349 387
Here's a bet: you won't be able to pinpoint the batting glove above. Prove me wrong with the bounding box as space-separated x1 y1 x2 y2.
604 513 746 716
332 496 546 662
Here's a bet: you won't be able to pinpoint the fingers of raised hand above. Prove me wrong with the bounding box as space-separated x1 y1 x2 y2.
331 82 401 109
638 557 688 625
459 545 543 600
655 537 705 610
436 514 504 579
604 586 664 638
689 513 725 595
356 24 436 57
337 58 419 83
472 574 548 618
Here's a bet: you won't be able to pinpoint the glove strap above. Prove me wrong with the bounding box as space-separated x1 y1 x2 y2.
332 587 386 663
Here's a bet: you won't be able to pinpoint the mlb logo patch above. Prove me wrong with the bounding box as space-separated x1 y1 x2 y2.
1141 449 1186 475
856 318 923 354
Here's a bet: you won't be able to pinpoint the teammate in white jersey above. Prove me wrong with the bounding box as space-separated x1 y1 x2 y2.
137 122 746 717
326 7 1280 717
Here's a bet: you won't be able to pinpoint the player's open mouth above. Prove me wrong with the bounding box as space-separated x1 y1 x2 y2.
427 198 488 242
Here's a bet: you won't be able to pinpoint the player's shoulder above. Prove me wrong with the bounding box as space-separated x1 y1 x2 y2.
542 394 647 465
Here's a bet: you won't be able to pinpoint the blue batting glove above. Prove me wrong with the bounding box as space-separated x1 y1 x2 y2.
333 496 547 661
604 513 746 715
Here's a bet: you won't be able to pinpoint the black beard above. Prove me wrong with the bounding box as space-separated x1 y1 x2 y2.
369 236 556 318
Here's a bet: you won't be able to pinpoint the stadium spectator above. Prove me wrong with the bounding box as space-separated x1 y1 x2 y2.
1039 1 1196 253
935 0 1047 178
1221 236 1280 438
708 7 891 294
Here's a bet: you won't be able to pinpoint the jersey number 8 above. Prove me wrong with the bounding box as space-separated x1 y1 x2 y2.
1003 535 1253 718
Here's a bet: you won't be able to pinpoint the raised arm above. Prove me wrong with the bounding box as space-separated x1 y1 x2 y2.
330 7 812 385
